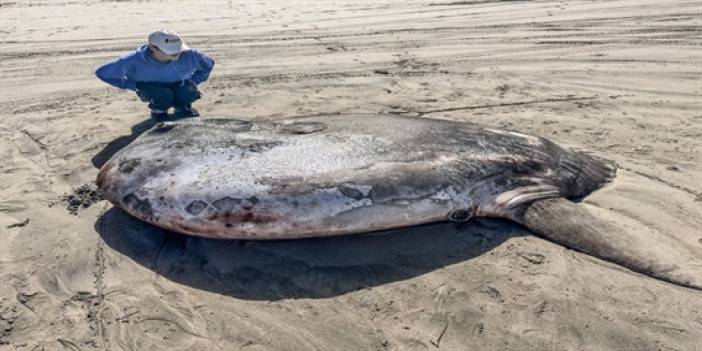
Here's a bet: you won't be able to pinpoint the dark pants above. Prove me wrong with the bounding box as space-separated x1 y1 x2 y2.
135 80 201 112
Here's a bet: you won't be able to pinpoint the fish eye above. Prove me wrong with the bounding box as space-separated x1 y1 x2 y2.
448 207 474 222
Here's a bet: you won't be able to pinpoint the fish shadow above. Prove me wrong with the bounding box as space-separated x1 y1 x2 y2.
96 207 526 300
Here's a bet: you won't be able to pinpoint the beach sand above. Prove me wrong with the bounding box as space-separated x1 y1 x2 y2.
1 0 701 349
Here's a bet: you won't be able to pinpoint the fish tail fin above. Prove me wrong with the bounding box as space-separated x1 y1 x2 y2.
510 197 702 290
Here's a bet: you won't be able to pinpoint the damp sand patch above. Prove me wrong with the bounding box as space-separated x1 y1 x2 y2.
58 183 104 215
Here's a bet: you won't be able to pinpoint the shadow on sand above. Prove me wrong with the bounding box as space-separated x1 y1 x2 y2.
96 207 525 300
91 118 158 168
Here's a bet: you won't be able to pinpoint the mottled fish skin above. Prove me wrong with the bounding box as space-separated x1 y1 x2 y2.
97 114 614 239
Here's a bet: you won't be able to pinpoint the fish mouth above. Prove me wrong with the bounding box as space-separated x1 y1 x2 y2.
95 162 114 191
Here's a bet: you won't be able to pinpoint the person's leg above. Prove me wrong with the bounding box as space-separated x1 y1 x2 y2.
135 82 175 119
172 80 202 117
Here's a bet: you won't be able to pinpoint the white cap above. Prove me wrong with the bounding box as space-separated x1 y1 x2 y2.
148 30 189 55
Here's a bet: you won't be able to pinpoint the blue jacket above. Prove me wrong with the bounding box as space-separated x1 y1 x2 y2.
95 45 215 91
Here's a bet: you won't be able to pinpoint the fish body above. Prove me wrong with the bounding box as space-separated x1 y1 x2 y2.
98 114 611 239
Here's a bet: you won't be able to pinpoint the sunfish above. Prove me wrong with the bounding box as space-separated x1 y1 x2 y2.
97 114 701 290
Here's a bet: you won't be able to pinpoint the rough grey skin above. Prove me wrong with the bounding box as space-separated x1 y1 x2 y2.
97 114 701 290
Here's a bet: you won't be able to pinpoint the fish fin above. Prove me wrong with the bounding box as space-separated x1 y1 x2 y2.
495 183 561 209
557 150 617 198
510 197 702 290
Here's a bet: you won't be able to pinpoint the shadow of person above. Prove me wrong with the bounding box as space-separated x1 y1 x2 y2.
96 207 525 300
92 118 158 168
92 116 204 168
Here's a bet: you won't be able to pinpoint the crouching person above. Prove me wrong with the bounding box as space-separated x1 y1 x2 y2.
95 30 215 120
